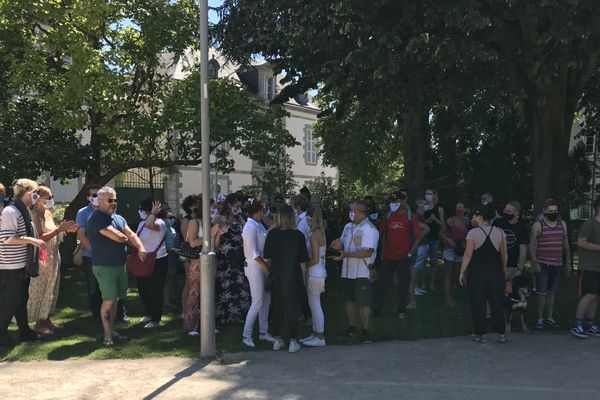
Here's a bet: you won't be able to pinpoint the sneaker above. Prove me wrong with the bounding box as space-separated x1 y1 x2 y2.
546 318 559 327
585 325 600 337
303 336 326 347
143 321 160 329
139 316 152 324
535 319 544 329
414 288 426 296
273 338 285 351
299 335 314 344
417 287 428 294
570 325 588 339
361 330 373 344
188 331 199 337
288 340 301 353
258 332 276 343
242 337 255 348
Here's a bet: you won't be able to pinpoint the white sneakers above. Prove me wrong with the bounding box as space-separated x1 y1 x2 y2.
302 336 326 347
258 332 276 343
143 321 160 329
188 330 200 337
299 335 314 344
273 338 285 351
288 340 301 353
242 337 256 348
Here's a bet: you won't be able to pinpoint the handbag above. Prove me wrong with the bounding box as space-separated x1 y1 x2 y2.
175 218 202 259
126 224 165 278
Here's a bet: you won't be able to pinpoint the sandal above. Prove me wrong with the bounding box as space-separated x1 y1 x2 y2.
102 339 114 347
472 335 487 344
498 334 508 344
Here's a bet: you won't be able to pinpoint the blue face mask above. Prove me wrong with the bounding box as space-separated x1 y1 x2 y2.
167 217 175 227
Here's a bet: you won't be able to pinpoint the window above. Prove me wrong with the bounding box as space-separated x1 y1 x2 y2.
265 76 275 101
586 135 595 155
304 125 317 165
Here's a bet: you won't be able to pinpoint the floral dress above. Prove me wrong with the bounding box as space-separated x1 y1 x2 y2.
215 217 251 324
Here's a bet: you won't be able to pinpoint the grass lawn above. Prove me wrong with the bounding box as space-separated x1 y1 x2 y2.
0 262 581 361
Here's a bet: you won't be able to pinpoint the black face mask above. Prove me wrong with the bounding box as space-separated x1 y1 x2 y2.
503 212 514 221
545 213 558 222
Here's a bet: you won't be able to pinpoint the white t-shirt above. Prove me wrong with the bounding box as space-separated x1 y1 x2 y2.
297 211 312 256
308 246 327 278
340 218 379 279
136 219 168 259
242 218 267 267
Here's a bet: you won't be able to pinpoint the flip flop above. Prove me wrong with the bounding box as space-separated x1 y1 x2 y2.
102 339 114 347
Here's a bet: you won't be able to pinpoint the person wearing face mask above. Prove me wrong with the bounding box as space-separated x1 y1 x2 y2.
163 211 181 309
0 179 47 347
135 198 169 329
27 186 78 336
331 200 380 344
87 186 147 346
179 194 201 319
76 184 128 323
492 201 530 280
372 191 424 320
423 189 445 292
530 198 572 330
440 202 470 308
214 194 250 328
459 205 508 344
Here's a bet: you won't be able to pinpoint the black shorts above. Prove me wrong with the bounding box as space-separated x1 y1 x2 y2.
340 278 371 307
578 270 600 296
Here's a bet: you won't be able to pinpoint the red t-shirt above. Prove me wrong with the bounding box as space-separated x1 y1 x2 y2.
381 210 420 260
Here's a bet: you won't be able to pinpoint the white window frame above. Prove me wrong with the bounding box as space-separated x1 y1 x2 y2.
304 125 317 165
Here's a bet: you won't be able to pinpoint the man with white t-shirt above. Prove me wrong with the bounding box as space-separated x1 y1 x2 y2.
331 200 379 344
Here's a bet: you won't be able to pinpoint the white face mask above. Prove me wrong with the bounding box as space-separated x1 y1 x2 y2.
389 203 401 213
425 194 433 202
369 212 378 220
210 208 219 217
349 211 356 222
90 196 99 207
31 192 39 205
232 208 242 216
138 210 148 220
44 199 55 210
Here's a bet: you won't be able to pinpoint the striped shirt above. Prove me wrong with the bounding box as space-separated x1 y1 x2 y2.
536 219 564 266
0 205 29 270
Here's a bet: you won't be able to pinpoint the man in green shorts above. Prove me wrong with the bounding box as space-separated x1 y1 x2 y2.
332 200 379 344
87 186 146 346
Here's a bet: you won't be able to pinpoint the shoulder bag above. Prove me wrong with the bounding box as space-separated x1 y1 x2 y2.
126 223 165 278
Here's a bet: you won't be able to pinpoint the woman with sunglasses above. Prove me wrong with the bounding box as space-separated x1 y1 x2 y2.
27 185 78 336
0 179 47 347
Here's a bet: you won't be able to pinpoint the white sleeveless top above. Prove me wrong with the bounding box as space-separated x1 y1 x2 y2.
308 246 327 278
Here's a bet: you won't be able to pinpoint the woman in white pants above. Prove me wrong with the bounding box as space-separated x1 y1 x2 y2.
300 206 327 347
241 199 275 347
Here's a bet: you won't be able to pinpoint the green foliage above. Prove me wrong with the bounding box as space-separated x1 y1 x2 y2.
241 146 297 199
0 0 295 217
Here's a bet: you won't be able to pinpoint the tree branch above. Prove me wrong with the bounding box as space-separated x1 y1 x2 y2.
103 158 203 183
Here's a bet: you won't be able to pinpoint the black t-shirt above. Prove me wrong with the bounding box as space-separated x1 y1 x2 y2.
492 218 530 268
263 228 310 292
423 206 442 241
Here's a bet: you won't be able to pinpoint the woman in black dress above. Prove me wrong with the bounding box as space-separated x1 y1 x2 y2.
263 205 310 353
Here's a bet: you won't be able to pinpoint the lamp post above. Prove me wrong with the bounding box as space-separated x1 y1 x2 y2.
199 0 216 359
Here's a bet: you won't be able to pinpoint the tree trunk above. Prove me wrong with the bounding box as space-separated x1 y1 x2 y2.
524 81 575 214
402 106 431 206
435 106 460 208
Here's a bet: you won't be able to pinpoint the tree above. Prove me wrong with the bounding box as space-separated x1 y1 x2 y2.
0 0 296 220
241 146 297 198
216 0 600 211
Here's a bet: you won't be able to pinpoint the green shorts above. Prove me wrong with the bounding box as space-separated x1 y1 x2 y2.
92 265 128 301
340 278 372 307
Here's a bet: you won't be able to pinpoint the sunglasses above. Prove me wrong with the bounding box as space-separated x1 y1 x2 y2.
107 199 117 203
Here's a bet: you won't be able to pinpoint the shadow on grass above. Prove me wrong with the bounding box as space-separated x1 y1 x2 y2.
47 340 99 360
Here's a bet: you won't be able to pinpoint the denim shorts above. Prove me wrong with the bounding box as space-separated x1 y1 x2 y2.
414 244 428 270
428 240 440 261
536 263 562 295
443 248 463 263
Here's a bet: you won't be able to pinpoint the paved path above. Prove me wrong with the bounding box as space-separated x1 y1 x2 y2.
1 332 599 400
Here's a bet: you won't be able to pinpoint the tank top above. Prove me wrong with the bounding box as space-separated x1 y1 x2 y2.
445 219 469 250
308 246 327 278
468 227 502 275
536 219 564 266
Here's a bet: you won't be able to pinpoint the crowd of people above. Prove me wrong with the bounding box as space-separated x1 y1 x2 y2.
1 178 600 351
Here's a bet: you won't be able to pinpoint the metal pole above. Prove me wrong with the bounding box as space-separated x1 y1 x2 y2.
199 0 216 359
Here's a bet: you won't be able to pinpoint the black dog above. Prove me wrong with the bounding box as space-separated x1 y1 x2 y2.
504 273 532 334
